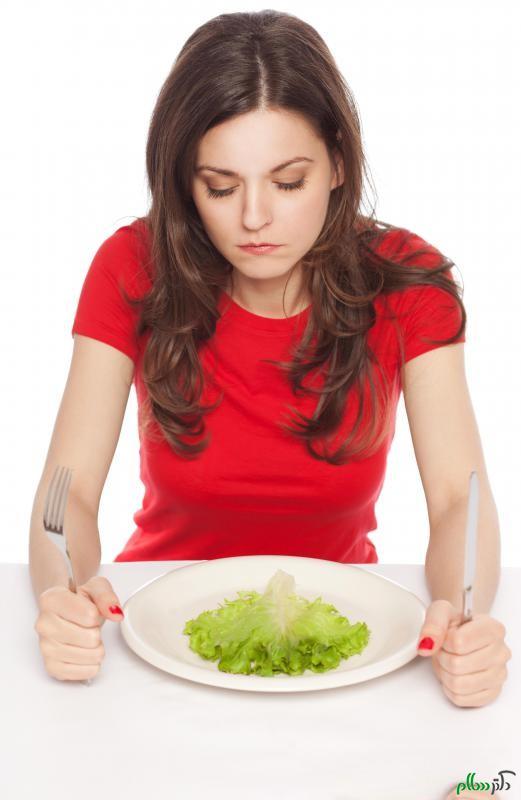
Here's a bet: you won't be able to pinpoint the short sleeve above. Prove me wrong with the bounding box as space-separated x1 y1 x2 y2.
71 225 150 364
401 283 466 363
377 227 466 365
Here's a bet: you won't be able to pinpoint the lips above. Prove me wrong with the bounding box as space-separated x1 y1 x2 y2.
238 244 282 255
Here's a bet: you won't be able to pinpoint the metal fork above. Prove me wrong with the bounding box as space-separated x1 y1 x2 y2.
43 465 91 686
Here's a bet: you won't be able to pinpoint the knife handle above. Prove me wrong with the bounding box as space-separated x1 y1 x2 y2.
462 585 473 623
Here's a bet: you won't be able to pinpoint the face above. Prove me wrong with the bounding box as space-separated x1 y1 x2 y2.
191 108 343 292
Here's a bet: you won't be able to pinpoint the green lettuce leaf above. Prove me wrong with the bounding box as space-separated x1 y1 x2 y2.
183 569 370 676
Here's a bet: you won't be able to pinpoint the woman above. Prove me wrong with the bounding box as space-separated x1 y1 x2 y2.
30 10 510 709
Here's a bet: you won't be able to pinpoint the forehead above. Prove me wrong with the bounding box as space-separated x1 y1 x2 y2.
195 108 324 173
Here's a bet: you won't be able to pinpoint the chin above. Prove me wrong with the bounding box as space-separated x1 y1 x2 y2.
238 267 293 282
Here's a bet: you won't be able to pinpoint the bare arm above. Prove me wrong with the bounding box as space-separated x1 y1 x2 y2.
29 334 135 605
425 494 500 614
401 342 500 613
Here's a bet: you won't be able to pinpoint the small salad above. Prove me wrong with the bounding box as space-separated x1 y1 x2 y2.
183 569 371 676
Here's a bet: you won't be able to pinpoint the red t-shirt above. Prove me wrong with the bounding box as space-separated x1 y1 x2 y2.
71 220 465 564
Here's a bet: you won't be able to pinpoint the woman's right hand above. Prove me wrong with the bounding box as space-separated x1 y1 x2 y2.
34 576 125 681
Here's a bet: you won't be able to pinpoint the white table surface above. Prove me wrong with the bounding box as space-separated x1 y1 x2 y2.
3 561 519 800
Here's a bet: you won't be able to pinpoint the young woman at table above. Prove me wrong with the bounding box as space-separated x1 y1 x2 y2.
30 10 510 704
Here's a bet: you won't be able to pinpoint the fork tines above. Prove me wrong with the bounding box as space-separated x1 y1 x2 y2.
43 465 73 534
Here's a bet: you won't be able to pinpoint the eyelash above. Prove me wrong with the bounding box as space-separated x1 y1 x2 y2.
205 177 307 199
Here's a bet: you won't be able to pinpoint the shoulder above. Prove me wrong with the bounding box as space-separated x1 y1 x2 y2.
97 217 150 262
370 225 457 314
93 217 153 297
368 226 464 349
371 225 446 269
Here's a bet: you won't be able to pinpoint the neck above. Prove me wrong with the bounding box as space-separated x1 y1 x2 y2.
224 268 311 319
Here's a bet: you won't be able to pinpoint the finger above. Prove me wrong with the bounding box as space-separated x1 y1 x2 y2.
40 590 101 628
37 614 102 648
77 577 125 622
436 640 505 674
442 682 502 708
445 789 502 799
443 615 506 655
432 657 508 696
417 599 461 656
41 639 105 665
45 659 100 682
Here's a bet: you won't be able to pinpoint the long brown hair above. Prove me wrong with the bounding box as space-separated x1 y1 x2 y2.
122 9 466 465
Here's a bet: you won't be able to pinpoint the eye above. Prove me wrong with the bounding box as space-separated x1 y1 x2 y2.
205 177 307 199
278 178 307 192
206 186 235 199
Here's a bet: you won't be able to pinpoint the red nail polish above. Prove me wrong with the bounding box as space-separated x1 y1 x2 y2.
418 636 434 650
109 605 124 616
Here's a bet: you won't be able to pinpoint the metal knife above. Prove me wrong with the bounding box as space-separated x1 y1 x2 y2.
462 470 479 623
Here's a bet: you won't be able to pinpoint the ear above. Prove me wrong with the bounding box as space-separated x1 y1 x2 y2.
330 142 344 190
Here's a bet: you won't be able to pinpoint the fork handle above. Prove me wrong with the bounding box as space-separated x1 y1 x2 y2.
67 573 91 686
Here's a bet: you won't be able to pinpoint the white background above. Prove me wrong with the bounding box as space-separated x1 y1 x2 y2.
3 0 519 566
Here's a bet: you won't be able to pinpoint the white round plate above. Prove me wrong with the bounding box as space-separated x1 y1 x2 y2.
120 555 426 692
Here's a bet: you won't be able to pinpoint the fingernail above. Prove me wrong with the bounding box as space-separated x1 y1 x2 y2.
109 605 124 616
418 636 434 650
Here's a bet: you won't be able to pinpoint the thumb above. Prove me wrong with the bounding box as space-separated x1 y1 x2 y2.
76 576 125 626
417 599 462 657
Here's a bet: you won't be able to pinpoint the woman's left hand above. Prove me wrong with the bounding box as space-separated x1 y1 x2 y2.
416 599 512 707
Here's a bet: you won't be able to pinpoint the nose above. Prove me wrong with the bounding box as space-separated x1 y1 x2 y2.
241 184 273 230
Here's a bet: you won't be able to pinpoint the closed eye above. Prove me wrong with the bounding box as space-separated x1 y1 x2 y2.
205 177 307 199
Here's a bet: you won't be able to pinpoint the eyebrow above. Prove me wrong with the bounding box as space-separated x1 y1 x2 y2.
194 156 314 177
